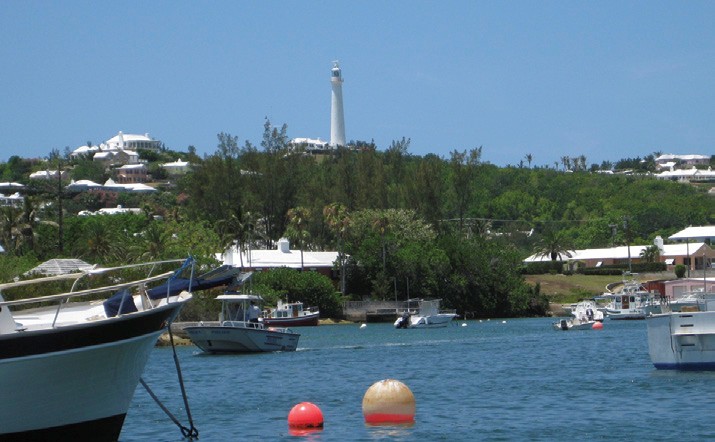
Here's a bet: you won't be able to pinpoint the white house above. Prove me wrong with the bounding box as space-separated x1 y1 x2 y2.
656 166 715 183
161 159 191 175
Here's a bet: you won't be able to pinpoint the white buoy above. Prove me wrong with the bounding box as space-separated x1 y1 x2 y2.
501 320 506 324
461 323 467 327
360 323 367 329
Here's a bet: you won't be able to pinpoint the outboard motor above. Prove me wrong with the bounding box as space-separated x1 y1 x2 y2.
395 312 411 329
560 319 569 330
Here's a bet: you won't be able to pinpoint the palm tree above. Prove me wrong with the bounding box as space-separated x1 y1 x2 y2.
639 245 660 263
286 207 311 271
525 153 533 168
533 228 574 261
323 203 350 294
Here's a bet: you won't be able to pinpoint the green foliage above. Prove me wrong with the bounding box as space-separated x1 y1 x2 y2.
251 268 343 318
675 264 687 278
0 254 39 283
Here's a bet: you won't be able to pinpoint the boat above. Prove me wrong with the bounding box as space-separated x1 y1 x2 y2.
0 258 194 440
552 299 604 330
598 273 661 320
394 298 457 329
185 292 300 352
263 299 319 327
647 289 715 369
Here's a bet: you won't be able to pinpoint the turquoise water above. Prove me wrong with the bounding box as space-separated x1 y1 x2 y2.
122 318 715 441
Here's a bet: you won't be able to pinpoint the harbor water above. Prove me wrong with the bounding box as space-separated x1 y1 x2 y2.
122 318 715 441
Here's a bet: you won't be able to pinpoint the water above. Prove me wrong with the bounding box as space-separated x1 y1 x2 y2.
121 318 715 441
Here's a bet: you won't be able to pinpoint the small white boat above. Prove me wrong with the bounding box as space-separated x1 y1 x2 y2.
553 299 604 330
185 293 300 352
394 299 457 329
263 299 320 327
0 259 193 440
647 285 715 370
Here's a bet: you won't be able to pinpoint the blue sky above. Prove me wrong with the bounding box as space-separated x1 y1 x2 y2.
1 1 713 167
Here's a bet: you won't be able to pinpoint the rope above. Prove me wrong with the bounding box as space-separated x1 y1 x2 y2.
140 324 199 439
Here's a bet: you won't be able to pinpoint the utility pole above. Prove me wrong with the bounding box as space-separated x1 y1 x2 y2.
57 159 64 254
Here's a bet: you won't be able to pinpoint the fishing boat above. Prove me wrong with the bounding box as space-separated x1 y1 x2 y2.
552 299 604 330
263 299 319 327
0 258 194 441
394 299 456 329
185 293 300 352
598 273 661 320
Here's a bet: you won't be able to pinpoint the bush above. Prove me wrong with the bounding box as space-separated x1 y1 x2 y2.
252 268 343 318
675 264 686 278
522 261 566 275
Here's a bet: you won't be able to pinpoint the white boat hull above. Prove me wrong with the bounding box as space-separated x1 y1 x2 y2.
395 313 456 329
647 311 715 369
185 324 299 352
0 300 186 440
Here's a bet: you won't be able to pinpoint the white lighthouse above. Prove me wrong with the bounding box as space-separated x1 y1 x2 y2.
330 61 346 147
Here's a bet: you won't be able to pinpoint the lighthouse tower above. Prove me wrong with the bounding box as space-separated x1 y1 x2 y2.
330 61 346 147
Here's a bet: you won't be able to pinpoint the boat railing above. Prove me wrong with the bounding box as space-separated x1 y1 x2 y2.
222 320 263 329
0 258 190 328
0 271 175 308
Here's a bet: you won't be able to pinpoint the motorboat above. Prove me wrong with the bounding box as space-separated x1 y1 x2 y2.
185 293 300 352
394 299 456 329
553 299 604 330
598 273 661 320
0 258 193 440
263 299 319 327
647 284 715 369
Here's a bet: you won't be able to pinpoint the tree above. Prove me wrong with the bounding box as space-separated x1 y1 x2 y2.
533 228 574 261
323 203 350 294
449 147 481 233
639 244 660 263
286 206 311 271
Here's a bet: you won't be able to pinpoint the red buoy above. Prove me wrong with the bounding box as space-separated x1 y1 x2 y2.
362 379 415 425
592 321 603 330
288 402 324 429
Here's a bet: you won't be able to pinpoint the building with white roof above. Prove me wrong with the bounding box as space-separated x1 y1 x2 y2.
114 163 148 184
218 238 339 279
669 226 715 245
66 180 103 191
524 240 714 271
105 131 161 151
655 154 710 168
289 138 331 153
656 166 715 183
161 159 191 175
0 192 24 207
29 170 67 180
71 131 161 158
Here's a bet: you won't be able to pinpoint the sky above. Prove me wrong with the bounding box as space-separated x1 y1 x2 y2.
1 1 713 168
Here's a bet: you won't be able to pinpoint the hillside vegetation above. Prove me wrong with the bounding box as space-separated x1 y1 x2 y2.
1 123 712 319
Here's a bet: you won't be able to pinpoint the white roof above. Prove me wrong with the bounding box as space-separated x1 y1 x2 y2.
669 226 715 241
162 159 190 168
655 154 710 162
66 179 102 189
524 243 709 262
25 259 94 276
117 164 146 170
219 244 338 269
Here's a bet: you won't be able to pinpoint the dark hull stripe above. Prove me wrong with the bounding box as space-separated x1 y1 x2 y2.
0 302 183 360
0 413 125 442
